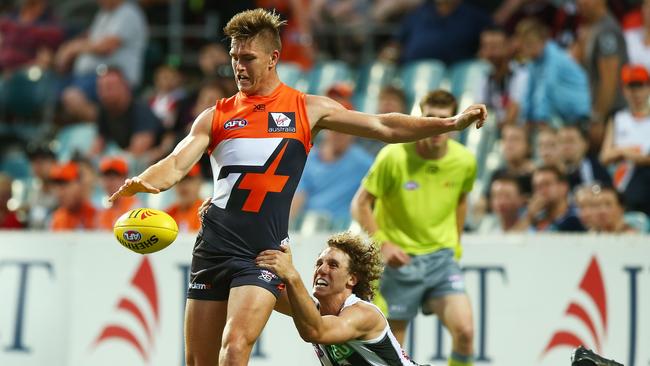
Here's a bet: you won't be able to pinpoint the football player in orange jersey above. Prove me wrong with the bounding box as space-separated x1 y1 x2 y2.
109 8 487 366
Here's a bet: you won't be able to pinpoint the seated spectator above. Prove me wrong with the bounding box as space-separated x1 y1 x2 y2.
0 0 64 119
175 78 227 136
0 173 23 229
535 127 565 172
488 124 534 195
592 185 638 233
165 164 204 232
90 67 162 165
516 18 591 126
0 0 63 73
600 64 650 215
55 0 148 122
147 64 186 160
392 0 492 65
624 0 650 79
518 165 586 232
574 183 599 231
197 42 237 96
291 129 373 230
96 156 140 230
478 175 526 233
259 0 314 69
23 143 57 229
49 161 97 231
475 26 528 127
559 125 611 190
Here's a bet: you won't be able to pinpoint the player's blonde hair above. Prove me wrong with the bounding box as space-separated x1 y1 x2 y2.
326 232 383 301
223 8 286 52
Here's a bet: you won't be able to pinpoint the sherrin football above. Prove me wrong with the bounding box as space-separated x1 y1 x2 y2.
113 208 178 254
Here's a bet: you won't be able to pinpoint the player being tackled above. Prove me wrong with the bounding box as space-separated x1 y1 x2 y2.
256 232 429 366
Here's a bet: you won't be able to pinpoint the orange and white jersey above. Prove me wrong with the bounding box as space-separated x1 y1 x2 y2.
202 83 311 257
611 110 650 190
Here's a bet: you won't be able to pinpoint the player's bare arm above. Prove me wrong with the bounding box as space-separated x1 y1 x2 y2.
306 94 487 142
109 107 214 202
256 246 383 344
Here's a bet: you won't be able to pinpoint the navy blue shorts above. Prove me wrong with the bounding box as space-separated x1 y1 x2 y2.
187 233 285 301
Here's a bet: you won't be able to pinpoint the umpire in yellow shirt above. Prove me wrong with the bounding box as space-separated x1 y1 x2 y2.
352 89 477 366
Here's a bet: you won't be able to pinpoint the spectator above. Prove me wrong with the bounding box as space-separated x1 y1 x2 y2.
0 0 64 120
519 165 586 232
91 67 162 164
23 143 57 229
291 129 373 230
574 183 599 231
96 156 140 230
395 0 492 65
624 0 650 73
475 26 528 127
175 78 227 136
197 42 237 96
600 64 650 215
576 0 629 150
478 175 526 233
56 0 148 122
148 64 186 160
259 0 314 69
559 124 611 190
535 127 565 172
0 173 23 229
0 0 63 73
311 0 369 64
488 124 534 195
165 164 204 232
593 185 638 233
516 18 591 126
49 161 97 231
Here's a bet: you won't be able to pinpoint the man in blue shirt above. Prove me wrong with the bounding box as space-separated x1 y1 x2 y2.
516 18 591 125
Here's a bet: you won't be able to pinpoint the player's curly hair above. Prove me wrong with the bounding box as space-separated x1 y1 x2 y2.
223 8 286 52
326 232 384 301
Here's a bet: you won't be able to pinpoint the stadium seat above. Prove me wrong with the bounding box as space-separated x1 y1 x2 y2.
448 59 491 144
354 61 397 113
624 211 650 233
307 61 353 96
399 60 446 114
54 123 97 162
277 62 308 91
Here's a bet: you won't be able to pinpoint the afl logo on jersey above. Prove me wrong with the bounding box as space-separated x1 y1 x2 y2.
224 118 248 130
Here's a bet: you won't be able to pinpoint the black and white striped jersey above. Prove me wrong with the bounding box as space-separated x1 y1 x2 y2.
312 295 425 366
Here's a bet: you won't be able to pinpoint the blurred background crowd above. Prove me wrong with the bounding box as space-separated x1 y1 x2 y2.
0 0 649 235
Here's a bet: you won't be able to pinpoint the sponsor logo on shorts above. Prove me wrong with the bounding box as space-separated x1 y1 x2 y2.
404 181 419 190
268 112 296 133
281 237 290 246
188 282 212 290
224 118 248 130
389 304 407 313
258 269 277 283
123 230 142 242
449 274 465 290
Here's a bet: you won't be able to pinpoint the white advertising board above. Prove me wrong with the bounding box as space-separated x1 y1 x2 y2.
1 232 648 366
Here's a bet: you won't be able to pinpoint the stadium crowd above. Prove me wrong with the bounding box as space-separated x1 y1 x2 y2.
0 0 648 234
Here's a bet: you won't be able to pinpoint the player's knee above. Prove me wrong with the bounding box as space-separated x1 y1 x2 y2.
221 333 254 359
450 322 474 348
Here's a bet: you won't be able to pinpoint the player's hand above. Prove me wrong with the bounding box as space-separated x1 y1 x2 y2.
380 242 411 268
452 104 488 131
108 176 160 202
256 244 299 282
198 197 212 221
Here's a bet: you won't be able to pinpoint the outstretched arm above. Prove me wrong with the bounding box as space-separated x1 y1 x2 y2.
306 95 487 142
256 246 379 344
109 107 213 201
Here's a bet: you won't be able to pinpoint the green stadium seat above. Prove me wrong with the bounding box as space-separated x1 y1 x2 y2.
354 61 397 113
399 60 446 114
624 211 650 233
277 62 308 91
54 123 97 162
307 61 352 96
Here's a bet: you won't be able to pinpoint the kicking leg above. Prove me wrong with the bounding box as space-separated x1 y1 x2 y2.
219 285 276 366
184 299 228 366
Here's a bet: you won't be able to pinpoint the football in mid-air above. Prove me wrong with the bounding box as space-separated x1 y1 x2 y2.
113 208 178 254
